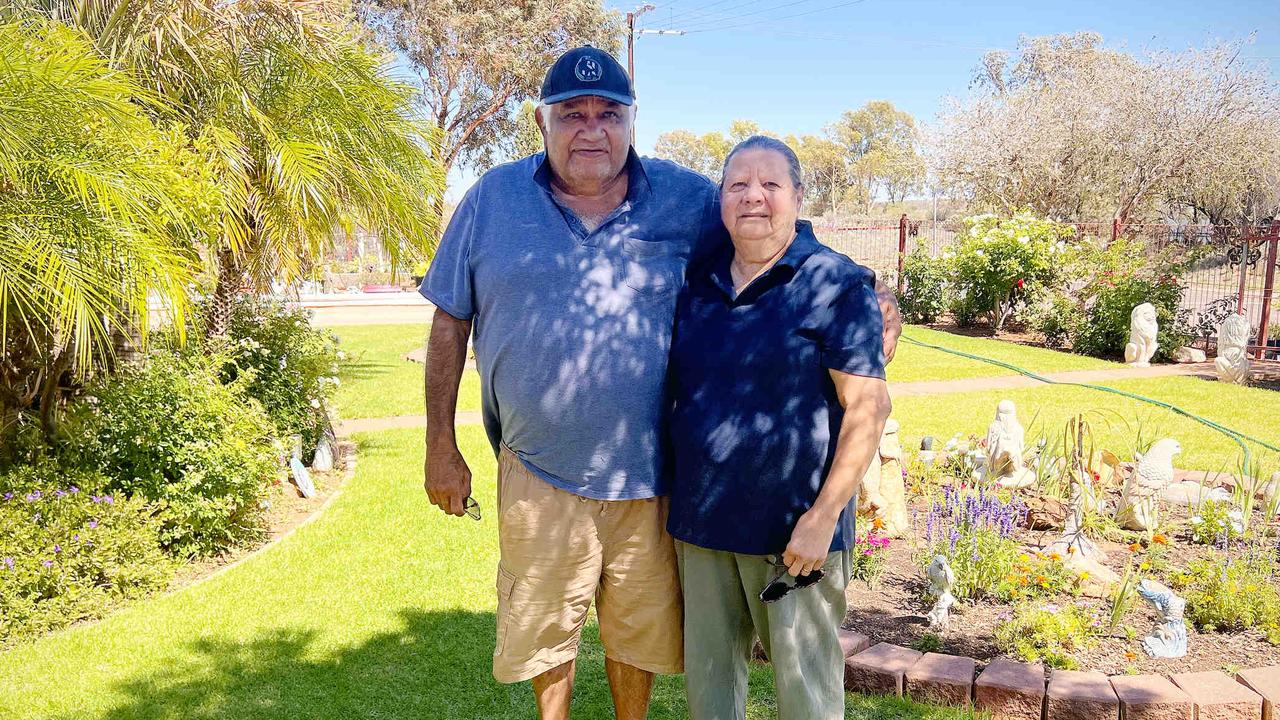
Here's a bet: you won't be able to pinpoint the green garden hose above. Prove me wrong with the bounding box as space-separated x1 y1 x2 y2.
899 335 1280 470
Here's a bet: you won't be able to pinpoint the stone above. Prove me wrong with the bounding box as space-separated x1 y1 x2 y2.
1161 480 1232 507
1215 313 1252 384
877 420 910 537
837 628 870 658
924 555 957 631
906 652 975 707
1236 666 1280 720
1022 495 1068 530
1136 579 1187 658
1172 346 1207 363
987 400 1034 488
1110 674 1192 720
844 643 922 697
1171 670 1263 720
1070 554 1121 598
975 658 1046 720
1115 438 1181 531
1046 505 1107 564
1045 669 1119 720
1125 303 1159 367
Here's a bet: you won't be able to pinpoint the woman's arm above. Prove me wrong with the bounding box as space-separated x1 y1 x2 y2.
782 370 892 577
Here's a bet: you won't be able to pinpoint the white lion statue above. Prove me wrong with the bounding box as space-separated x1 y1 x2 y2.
1214 313 1251 384
1124 303 1158 367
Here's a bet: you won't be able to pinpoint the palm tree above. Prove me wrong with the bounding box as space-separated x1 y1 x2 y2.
16 0 447 335
0 17 208 450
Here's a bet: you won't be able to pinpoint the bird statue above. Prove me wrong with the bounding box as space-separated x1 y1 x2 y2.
985 400 1034 488
1137 579 1188 658
924 555 957 631
1124 303 1159 367
1115 438 1181 531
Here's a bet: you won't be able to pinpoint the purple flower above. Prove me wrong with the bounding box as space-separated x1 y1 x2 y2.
2 492 12 501
53 544 61 554
69 486 80 494
25 491 41 502
42 560 53 568
2 557 12 570
88 520 99 530
54 490 67 498
102 495 114 505
73 534 80 541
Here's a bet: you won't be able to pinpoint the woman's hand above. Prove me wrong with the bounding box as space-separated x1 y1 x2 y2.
782 508 839 577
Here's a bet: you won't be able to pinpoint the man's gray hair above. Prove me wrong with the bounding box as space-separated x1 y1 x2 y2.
720 135 805 191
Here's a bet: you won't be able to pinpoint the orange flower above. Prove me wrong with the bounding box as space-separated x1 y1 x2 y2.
1128 542 1142 552
872 518 885 531
1067 546 1077 555
1035 574 1048 584
1018 576 1029 586
1124 651 1137 661
1152 534 1169 545
1048 552 1062 561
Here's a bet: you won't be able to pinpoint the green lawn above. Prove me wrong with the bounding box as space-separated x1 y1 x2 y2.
331 323 481 418
0 426 975 720
890 375 1279 473
888 326 1118 383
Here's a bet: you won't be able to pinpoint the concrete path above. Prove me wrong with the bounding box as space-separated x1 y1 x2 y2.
335 362 1222 436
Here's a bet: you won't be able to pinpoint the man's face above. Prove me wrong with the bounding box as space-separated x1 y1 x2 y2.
537 96 632 190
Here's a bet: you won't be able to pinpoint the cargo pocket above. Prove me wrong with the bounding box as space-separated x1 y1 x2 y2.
494 566 518 655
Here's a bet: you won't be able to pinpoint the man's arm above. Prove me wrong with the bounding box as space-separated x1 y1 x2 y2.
782 370 892 576
423 307 474 516
874 279 902 363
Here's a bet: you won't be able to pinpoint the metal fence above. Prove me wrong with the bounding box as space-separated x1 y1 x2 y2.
814 217 1280 360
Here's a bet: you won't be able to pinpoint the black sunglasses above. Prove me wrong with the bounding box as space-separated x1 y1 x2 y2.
463 496 481 521
758 555 824 604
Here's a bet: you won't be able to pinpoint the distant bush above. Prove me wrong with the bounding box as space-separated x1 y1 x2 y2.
221 298 339 458
68 349 278 557
898 250 949 324
1071 275 1190 361
0 464 172 645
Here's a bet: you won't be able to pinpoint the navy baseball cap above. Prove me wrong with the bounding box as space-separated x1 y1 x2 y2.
540 46 634 106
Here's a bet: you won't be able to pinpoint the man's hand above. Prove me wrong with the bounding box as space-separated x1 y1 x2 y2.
782 507 839 577
425 442 473 516
873 279 902 363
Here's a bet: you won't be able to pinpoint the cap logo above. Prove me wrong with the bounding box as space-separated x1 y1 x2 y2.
574 56 603 82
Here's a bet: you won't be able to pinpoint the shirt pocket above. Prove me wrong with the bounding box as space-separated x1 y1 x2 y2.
618 237 684 299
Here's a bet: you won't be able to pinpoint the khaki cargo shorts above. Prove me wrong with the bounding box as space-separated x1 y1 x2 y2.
492 446 683 683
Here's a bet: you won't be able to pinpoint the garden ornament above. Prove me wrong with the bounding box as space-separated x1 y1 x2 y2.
312 435 334 472
1137 579 1188 658
919 436 936 466
987 400 1035 488
1215 313 1252 384
1115 438 1181 531
859 420 910 537
1124 303 1159 367
924 555 956 631
1051 505 1104 561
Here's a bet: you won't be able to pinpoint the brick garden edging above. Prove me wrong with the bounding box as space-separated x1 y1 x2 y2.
836 629 1279 720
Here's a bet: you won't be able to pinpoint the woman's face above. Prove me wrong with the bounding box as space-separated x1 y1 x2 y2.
720 148 803 244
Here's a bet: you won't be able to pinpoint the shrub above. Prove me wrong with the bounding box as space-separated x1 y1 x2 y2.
1187 500 1244 547
898 250 949 324
850 531 891 587
947 212 1076 330
221 297 340 457
919 486 1075 601
1072 275 1191 361
68 349 278 557
0 464 172 645
995 603 1098 669
1170 551 1280 644
1029 292 1083 349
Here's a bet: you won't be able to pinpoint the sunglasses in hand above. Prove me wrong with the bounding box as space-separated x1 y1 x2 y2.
758 554 825 604
463 496 481 521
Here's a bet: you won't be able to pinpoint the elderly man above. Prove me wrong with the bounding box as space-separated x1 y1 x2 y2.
420 46 901 720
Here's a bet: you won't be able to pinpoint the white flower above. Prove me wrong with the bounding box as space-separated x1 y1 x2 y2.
1017 235 1029 244
1190 516 1203 525
336 351 347 360
279 357 287 369
329 376 341 386
974 249 985 257
310 398 321 409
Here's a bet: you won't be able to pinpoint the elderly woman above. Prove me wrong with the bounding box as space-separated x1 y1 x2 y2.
666 135 892 720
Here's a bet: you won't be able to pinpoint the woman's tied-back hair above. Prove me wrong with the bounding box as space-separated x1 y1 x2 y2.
720 135 805 191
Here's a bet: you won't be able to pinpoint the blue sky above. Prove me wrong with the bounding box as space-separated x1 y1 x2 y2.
446 0 1279 199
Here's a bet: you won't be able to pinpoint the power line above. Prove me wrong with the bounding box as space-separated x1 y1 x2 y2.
683 0 868 33
675 0 840 32
652 0 745 26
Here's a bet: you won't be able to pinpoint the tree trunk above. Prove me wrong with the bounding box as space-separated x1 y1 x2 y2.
206 248 245 339
37 347 71 445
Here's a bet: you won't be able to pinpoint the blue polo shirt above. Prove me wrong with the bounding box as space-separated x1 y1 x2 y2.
666 221 886 555
420 150 724 500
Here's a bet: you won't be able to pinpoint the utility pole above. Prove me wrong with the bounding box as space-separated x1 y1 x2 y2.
626 4 655 83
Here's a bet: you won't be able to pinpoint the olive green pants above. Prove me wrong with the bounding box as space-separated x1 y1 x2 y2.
675 540 853 720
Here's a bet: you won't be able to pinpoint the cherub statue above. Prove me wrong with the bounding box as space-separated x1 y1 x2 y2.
1137 579 1187 658
924 555 956 631
1124 303 1159 367
986 400 1035 488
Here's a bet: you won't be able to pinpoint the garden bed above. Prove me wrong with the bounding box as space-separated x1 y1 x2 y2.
840 474 1280 676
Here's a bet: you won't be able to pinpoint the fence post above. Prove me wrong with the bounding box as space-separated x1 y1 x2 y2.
1110 218 1119 244
1256 232 1279 360
897 214 908 295
1237 237 1251 315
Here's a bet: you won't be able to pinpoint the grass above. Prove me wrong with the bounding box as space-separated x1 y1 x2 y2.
0 427 977 720
331 323 481 418
890 375 1279 473
888 326 1118 383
